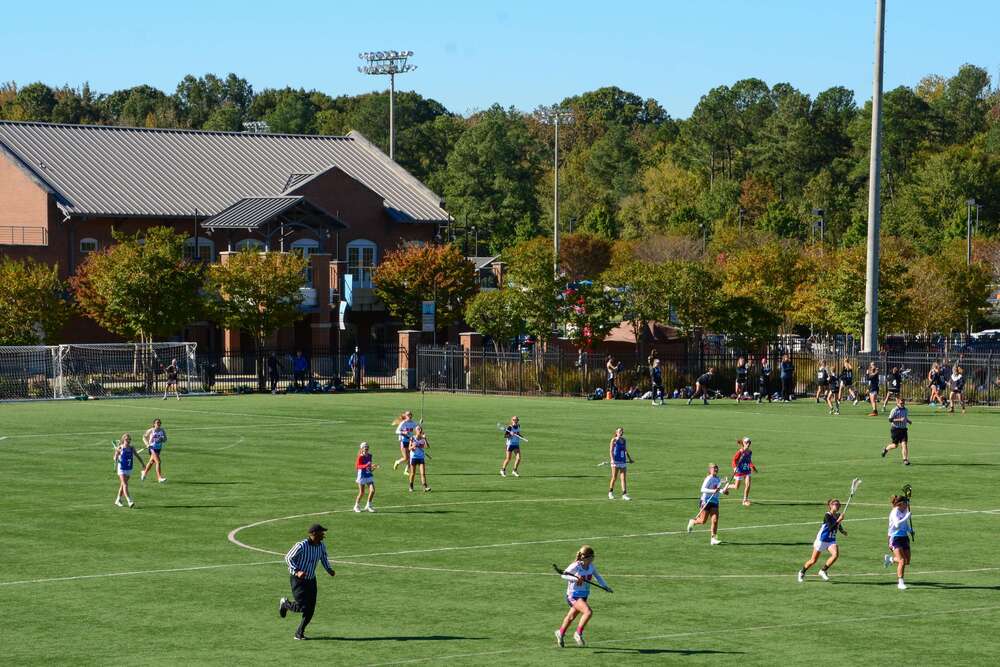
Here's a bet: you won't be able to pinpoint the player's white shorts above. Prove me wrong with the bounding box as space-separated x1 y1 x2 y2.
356 471 374 485
813 539 836 553
611 462 627 470
117 469 131 478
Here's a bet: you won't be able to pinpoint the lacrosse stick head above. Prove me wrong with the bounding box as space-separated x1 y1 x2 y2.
901 483 912 499
849 477 862 495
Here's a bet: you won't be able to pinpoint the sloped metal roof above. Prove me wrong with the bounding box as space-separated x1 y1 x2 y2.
203 196 300 228
0 121 448 223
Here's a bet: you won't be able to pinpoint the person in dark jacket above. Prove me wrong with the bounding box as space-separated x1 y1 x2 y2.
779 354 795 402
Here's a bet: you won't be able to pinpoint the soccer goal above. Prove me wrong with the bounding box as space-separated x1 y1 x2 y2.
0 342 199 401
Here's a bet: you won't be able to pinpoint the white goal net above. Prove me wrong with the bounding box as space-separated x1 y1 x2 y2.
0 343 198 400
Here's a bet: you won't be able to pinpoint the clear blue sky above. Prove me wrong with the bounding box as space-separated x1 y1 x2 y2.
2 0 997 118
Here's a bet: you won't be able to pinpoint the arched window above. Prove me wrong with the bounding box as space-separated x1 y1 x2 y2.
346 239 377 288
79 237 99 254
291 238 320 285
235 238 265 251
184 237 215 262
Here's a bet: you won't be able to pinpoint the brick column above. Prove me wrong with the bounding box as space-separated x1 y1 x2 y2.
459 332 482 390
218 251 240 354
398 329 421 389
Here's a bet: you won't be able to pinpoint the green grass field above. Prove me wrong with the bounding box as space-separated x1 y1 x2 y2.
1 393 998 665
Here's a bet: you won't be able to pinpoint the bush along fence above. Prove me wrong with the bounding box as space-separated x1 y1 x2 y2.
415 345 1000 406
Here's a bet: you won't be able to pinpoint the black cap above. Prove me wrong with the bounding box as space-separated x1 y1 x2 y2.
307 523 328 534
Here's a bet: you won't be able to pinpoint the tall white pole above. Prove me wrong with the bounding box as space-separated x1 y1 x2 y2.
553 115 560 278
389 72 396 161
863 0 885 353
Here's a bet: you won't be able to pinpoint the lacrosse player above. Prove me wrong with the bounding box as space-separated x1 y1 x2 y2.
607 427 634 500
113 433 143 508
554 545 611 648
725 437 758 506
392 411 418 473
798 498 846 582
884 495 913 590
353 442 378 513
140 418 167 483
687 463 726 545
499 416 523 477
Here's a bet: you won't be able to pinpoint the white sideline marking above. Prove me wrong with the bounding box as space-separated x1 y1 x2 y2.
0 420 341 439
215 436 245 452
0 559 281 587
101 402 340 422
361 605 1000 666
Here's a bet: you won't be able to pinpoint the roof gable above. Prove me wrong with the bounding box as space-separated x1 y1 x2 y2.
0 121 448 223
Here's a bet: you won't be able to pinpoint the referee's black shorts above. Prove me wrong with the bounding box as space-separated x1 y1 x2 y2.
890 428 908 445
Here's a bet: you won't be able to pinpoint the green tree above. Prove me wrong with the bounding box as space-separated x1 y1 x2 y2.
559 232 612 280
11 82 57 121
373 244 478 330
602 259 671 357
465 289 525 353
560 280 618 352
70 227 204 342
505 237 560 340
205 249 308 390
660 261 723 333
820 241 913 338
0 257 72 344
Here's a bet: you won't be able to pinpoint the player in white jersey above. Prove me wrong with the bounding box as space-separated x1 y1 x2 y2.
554 545 611 647
797 499 846 582
140 418 168 482
499 416 524 477
407 425 431 492
113 433 144 508
884 495 913 590
353 442 379 513
687 463 726 545
392 411 418 474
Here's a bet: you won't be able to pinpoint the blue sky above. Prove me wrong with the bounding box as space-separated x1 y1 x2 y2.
2 0 997 118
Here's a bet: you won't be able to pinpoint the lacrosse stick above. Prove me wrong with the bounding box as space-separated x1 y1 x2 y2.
551 564 612 592
902 483 915 541
689 477 729 522
596 460 610 467
840 477 862 517
419 381 426 424
496 423 528 442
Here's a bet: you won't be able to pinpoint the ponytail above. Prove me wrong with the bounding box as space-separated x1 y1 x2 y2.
576 545 595 562
391 413 406 426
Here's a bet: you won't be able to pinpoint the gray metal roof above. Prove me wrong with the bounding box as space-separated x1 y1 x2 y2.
0 121 449 223
202 196 313 229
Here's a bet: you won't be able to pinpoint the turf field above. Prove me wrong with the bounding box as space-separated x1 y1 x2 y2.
1 393 998 665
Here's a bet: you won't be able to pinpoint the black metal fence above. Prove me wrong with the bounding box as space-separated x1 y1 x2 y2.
196 345 403 393
416 346 1000 405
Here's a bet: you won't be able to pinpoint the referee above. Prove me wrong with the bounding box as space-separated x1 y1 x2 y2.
279 523 335 640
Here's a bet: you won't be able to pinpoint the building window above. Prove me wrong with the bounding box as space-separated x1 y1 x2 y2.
291 238 320 285
80 237 99 254
346 239 377 288
184 237 215 262
235 238 265 251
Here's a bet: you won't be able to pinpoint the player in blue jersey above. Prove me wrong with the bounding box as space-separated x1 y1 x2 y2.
392 411 418 474
554 545 611 648
607 427 635 500
140 418 167 482
408 425 431 492
353 442 379 513
113 433 144 508
797 499 846 582
499 416 524 477
725 437 758 506
884 495 913 590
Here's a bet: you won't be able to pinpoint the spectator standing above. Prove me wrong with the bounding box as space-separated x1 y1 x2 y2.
349 346 365 389
278 524 336 640
605 355 622 398
779 354 795 402
267 353 279 394
757 356 772 403
650 359 665 406
292 350 309 389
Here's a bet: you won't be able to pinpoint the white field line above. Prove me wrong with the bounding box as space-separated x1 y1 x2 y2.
361 604 1000 666
0 559 282 587
214 436 245 451
0 420 341 440
99 401 341 422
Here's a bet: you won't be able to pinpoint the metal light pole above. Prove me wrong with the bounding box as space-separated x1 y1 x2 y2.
536 106 574 278
863 0 886 354
358 50 416 161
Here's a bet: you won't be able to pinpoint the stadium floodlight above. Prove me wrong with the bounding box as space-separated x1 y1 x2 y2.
535 106 574 278
358 50 417 161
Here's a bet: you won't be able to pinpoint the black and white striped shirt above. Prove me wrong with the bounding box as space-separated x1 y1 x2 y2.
285 539 333 579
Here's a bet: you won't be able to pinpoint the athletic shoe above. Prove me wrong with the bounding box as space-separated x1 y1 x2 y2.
853 399 859 406
573 632 585 647
686 398 692 406
279 598 288 618
687 519 694 533
393 460 400 471
500 469 506 477
818 569 829 581
834 409 840 415
127 500 135 508
408 486 414 493
897 581 907 590
423 486 431 492
710 537 721 545
114 498 123 507
868 411 878 417
158 478 167 483
512 471 520 477
797 570 805 583
622 494 631 501
742 500 751 507
881 447 888 458
903 459 910 466
162 396 166 401
353 505 360 513
140 472 146 481
883 554 892 568
365 505 375 513
293 634 307 640
554 630 564 647
608 491 615 500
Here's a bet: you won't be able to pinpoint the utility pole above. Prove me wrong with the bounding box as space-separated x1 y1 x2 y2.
863 0 886 353
536 106 574 278
358 51 416 161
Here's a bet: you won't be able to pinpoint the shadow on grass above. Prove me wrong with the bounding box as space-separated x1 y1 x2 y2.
417 489 518 494
307 635 485 642
911 463 1000 467
171 480 248 485
752 501 825 507
722 541 812 547
591 647 744 656
160 504 236 509
387 509 463 514
835 580 1000 591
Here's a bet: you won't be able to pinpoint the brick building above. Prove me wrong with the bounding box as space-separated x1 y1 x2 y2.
0 121 450 353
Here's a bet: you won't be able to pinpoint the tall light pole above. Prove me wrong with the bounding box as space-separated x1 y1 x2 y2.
358 50 416 161
863 0 886 353
536 106 574 278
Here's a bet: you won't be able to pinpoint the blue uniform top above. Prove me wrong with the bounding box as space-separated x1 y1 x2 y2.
611 437 627 463
118 447 134 471
815 512 843 543
504 424 521 447
734 449 753 475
